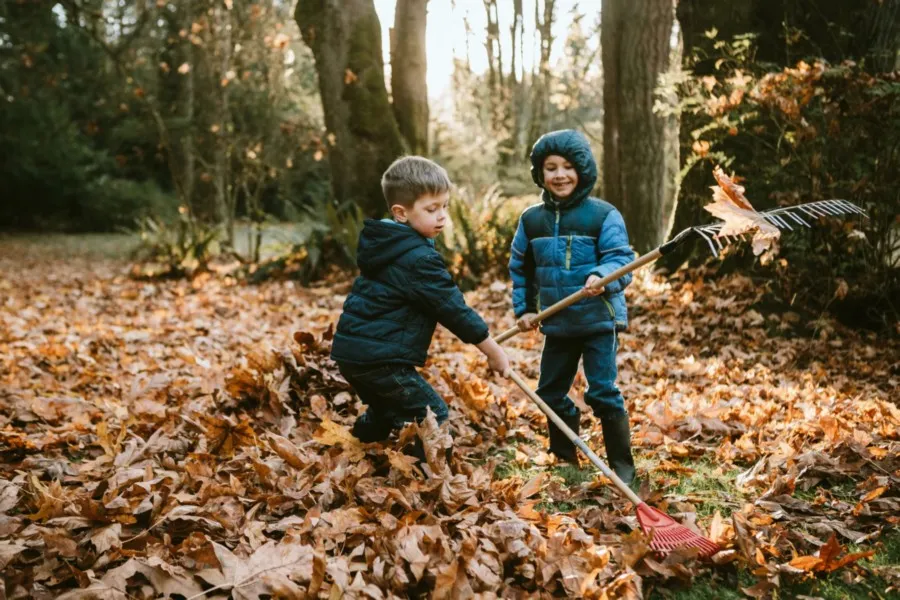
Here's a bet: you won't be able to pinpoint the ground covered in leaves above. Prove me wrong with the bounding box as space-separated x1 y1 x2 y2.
1 237 898 599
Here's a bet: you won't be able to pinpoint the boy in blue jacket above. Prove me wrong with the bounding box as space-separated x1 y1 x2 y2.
509 130 637 485
331 156 510 458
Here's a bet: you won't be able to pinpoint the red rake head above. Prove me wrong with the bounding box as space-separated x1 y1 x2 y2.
636 503 720 558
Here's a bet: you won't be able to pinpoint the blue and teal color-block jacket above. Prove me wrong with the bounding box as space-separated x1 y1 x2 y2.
509 129 635 337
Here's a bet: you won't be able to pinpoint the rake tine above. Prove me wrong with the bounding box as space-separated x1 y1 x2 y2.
840 200 868 216
820 200 840 214
796 205 819 218
819 201 843 216
805 204 829 218
831 199 854 214
695 228 719 256
822 200 844 216
830 199 859 216
774 213 794 230
830 200 854 215
783 209 811 227
700 222 722 235
767 213 792 230
762 214 781 229
806 202 830 216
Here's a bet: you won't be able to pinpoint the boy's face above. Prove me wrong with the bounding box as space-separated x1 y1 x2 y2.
542 154 579 200
391 191 450 239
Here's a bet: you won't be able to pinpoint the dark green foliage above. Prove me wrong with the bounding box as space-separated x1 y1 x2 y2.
131 211 223 279
666 34 899 331
435 186 521 291
1 1 329 234
0 2 175 231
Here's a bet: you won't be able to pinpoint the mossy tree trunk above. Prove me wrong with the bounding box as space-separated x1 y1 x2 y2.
601 0 679 253
295 0 405 218
390 0 429 155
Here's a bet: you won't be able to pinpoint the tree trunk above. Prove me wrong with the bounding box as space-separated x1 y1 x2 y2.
390 0 429 154
180 1 197 212
527 0 555 154
507 0 525 163
601 0 678 253
295 0 404 218
214 1 233 243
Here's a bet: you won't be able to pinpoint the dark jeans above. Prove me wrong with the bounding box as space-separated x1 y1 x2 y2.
536 332 626 420
337 363 448 443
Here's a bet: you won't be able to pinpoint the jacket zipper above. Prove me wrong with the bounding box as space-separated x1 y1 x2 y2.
601 297 616 320
565 235 572 269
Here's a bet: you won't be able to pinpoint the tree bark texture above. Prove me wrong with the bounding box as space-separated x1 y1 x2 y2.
391 0 429 155
295 0 404 218
601 0 678 253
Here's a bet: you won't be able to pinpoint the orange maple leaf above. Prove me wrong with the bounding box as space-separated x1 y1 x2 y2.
704 166 780 255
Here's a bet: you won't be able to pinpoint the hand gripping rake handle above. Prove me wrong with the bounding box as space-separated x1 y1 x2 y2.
494 228 693 345
507 369 642 506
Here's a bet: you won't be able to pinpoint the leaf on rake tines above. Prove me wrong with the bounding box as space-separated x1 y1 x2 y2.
705 166 781 255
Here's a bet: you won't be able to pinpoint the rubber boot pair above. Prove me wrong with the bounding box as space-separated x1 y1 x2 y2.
548 411 636 487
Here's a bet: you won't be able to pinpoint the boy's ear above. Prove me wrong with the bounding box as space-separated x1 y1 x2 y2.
390 204 408 222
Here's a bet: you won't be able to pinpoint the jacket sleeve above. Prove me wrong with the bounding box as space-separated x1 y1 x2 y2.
509 216 537 318
589 209 635 295
409 251 490 344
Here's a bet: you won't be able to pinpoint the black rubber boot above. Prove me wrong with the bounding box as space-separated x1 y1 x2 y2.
600 413 636 486
548 411 581 463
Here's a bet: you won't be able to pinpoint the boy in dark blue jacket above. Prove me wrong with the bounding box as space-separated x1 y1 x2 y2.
331 156 510 455
509 130 637 485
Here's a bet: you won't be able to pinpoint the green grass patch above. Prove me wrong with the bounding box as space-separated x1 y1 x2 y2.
491 446 538 481
551 463 596 487
655 458 747 519
651 531 900 600
0 232 143 260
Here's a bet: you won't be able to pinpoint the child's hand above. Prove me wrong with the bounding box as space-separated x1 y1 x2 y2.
476 337 511 377
517 313 540 331
488 349 511 378
583 275 605 297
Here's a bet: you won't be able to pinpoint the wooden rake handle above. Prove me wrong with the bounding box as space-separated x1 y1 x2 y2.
494 248 663 345
507 369 643 506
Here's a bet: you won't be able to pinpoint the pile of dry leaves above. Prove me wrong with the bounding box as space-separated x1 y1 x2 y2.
0 240 897 599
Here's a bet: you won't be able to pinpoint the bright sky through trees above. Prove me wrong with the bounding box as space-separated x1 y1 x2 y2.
374 0 589 98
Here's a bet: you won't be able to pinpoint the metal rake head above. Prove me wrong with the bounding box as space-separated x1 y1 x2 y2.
692 199 867 257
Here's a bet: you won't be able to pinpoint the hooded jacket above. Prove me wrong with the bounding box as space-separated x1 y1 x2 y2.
509 129 635 337
331 219 489 366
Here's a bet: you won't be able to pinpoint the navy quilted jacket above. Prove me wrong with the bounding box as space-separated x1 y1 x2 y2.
331 219 489 366
509 130 635 337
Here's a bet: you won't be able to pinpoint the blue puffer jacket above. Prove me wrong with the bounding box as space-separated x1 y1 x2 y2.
332 219 489 367
509 129 636 337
